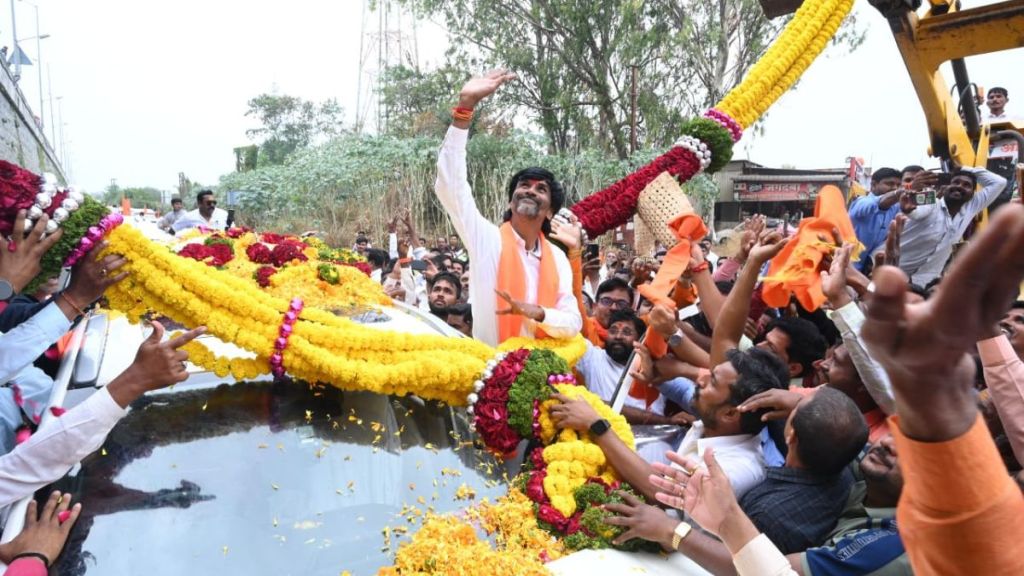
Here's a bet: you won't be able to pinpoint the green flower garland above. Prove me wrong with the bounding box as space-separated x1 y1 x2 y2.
507 349 567 437
27 196 109 293
678 117 734 173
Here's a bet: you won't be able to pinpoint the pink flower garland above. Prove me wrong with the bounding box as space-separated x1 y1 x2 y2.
63 213 125 268
704 109 743 142
270 298 303 380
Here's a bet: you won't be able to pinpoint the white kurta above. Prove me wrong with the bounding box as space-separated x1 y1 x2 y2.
435 126 582 347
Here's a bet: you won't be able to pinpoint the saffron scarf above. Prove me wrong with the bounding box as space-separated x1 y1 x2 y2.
761 185 862 311
496 222 559 343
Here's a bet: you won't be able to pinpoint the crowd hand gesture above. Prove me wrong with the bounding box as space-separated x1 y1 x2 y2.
737 388 803 421
0 211 63 292
685 242 705 277
387 215 399 234
862 204 1024 442
748 229 789 267
458 69 517 109
736 216 765 265
821 242 855 308
549 212 583 251
66 240 129 306
649 304 678 340
495 289 545 322
650 449 739 540
107 321 206 408
898 190 919 215
873 214 906 270
629 341 655 382
0 490 81 566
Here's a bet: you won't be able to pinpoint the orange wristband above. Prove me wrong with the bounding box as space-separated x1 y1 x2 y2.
452 106 474 122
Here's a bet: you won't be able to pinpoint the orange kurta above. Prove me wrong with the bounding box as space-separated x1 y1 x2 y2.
891 414 1024 575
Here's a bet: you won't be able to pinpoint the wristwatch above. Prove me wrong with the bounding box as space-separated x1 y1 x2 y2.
589 418 611 437
0 279 14 302
671 521 693 549
667 329 685 348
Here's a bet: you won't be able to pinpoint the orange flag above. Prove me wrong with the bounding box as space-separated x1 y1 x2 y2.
761 185 862 311
120 197 132 216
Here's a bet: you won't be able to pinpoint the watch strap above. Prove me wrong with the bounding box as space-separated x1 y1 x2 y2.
671 521 693 549
589 418 611 437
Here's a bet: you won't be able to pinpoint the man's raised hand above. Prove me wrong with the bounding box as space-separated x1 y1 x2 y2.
458 69 517 109
107 321 207 408
862 204 1024 441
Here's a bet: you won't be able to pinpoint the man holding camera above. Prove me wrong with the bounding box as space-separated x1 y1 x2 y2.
898 166 1006 287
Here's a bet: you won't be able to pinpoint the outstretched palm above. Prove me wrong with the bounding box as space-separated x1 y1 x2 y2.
458 69 517 108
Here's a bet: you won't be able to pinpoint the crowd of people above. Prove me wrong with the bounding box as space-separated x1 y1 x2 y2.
352 71 1022 574
0 69 1018 575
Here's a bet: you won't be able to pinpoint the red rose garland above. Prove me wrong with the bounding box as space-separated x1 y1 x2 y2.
570 146 701 238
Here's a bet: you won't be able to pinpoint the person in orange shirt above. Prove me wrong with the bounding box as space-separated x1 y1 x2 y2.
861 204 1024 575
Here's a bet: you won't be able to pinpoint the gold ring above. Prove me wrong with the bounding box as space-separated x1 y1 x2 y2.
100 268 108 277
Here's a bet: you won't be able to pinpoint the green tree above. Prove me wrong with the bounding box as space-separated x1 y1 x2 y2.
245 94 346 165
99 185 167 209
400 0 862 157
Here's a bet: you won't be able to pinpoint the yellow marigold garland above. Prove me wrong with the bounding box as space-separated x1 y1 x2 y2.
536 383 634 518
716 0 854 127
102 224 587 404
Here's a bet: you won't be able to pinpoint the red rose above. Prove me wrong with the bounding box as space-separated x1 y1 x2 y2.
254 266 277 287
177 243 209 261
478 381 509 402
342 261 372 276
529 447 547 470
260 232 287 244
245 243 273 264
566 512 583 535
207 243 234 266
526 469 547 503
537 504 569 531
270 243 308 267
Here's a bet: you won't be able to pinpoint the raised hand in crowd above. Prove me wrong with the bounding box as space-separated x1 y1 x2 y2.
735 215 765 265
863 205 1024 441
549 211 583 251
873 214 906 270
106 321 206 409
456 69 517 111
821 242 856 308
651 449 763 554
0 491 81 568
0 211 63 292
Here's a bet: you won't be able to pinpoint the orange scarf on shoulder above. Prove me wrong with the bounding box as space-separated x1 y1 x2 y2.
496 222 559 343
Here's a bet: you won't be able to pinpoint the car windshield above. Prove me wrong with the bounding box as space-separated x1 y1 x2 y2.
51 379 508 575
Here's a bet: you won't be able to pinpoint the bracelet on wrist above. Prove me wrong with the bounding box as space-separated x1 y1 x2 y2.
452 106 474 122
12 552 50 568
60 292 85 316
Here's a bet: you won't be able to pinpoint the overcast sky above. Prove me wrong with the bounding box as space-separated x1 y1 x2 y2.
6 0 1020 195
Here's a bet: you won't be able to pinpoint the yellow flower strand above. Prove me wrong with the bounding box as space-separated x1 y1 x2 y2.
716 0 854 128
101 224 587 405
537 383 634 517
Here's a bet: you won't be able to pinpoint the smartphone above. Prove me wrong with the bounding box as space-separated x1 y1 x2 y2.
585 242 600 261
410 260 428 272
915 191 937 205
935 172 953 186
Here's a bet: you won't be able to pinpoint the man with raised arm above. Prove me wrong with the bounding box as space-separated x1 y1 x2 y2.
434 70 581 346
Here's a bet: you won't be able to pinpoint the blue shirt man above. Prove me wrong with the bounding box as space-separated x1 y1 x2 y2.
848 167 904 272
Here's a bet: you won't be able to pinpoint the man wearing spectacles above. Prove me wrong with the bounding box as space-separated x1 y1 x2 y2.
172 190 229 233
581 278 634 348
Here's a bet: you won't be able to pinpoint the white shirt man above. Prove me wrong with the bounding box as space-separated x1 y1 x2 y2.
172 194 229 233
435 126 581 346
898 167 1006 287
674 420 766 499
577 341 666 415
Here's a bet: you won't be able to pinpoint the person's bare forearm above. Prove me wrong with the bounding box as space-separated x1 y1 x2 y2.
669 335 711 368
692 269 723 328
622 407 675 426
595 431 658 501
712 260 759 366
